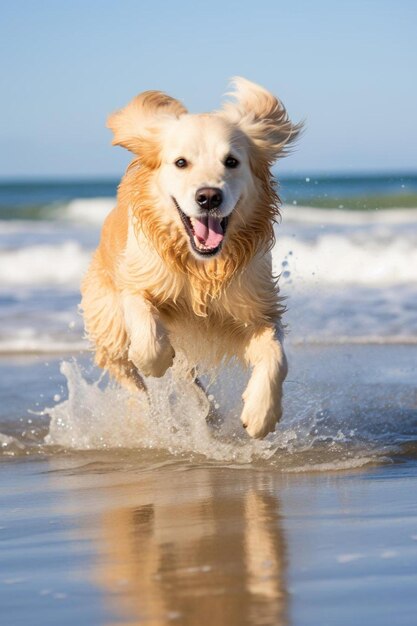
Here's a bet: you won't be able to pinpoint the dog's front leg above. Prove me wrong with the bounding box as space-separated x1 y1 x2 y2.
240 326 288 439
123 293 174 378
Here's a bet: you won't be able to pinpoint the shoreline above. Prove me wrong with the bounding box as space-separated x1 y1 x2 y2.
1 453 417 625
1 343 417 625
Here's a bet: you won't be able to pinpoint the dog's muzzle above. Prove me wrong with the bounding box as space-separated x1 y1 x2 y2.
173 197 229 258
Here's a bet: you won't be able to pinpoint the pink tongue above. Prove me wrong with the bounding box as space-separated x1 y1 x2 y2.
193 214 224 249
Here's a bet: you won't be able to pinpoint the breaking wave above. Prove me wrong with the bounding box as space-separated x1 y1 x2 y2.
0 241 90 286
1 201 417 289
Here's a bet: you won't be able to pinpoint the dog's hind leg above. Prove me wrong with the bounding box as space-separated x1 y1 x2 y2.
183 368 222 428
195 377 222 427
104 353 148 394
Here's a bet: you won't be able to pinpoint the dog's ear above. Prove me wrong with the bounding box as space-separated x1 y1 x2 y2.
222 77 303 165
107 91 187 166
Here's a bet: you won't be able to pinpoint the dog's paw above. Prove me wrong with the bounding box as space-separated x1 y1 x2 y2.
240 379 283 439
128 338 175 378
240 401 281 439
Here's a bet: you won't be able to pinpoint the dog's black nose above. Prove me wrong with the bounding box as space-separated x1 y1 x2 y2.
195 187 223 211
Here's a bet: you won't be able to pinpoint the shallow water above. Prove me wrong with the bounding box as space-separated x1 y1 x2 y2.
1 175 417 624
1 345 416 625
1 342 417 470
2 448 417 625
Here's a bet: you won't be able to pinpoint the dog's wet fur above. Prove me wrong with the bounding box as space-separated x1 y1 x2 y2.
81 78 301 438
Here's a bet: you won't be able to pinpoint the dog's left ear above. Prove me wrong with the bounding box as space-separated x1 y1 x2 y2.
221 77 303 165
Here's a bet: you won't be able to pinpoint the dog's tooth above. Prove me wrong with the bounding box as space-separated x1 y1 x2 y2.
193 234 209 251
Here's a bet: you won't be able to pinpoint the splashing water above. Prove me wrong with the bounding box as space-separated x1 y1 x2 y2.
41 351 417 471
45 360 282 463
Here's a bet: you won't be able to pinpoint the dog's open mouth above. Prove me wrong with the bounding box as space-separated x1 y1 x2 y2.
173 198 229 257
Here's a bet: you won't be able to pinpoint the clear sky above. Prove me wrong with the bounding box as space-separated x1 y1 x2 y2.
1 0 416 178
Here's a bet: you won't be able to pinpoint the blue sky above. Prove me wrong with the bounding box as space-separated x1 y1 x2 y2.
1 0 416 178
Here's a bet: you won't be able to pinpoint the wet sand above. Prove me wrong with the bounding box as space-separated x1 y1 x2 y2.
1 344 417 625
2 457 417 625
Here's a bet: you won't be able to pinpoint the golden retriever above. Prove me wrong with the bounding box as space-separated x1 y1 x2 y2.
81 78 301 438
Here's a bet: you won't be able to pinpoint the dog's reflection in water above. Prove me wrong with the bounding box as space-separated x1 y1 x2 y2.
95 472 289 626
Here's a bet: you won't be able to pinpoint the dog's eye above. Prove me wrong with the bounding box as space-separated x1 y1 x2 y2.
224 155 239 169
175 158 188 168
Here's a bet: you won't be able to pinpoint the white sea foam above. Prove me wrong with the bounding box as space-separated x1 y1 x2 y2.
283 205 417 225
0 241 90 286
1 218 416 289
45 361 282 463
290 335 417 346
0 338 87 354
41 358 405 469
54 198 417 227
1 198 416 348
273 233 417 285
337 553 364 564
0 433 26 455
58 197 115 225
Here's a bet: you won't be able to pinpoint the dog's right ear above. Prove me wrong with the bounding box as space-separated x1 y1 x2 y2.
107 91 187 165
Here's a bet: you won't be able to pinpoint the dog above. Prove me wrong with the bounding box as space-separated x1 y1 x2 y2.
81 78 301 438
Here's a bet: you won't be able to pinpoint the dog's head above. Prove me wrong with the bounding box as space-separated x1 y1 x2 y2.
108 78 301 260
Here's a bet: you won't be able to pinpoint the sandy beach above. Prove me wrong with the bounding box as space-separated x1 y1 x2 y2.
1 341 417 625
3 453 417 626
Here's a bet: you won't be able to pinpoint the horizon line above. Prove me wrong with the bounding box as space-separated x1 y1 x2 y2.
0 168 416 185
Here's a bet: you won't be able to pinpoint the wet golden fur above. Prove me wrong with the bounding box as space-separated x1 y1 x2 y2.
81 78 301 438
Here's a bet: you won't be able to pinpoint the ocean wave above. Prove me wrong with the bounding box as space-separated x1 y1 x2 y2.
275 232 417 285
2 193 417 226
1 331 416 355
0 241 90 286
290 335 417 346
57 197 115 224
0 231 416 289
57 199 417 227
1 195 417 291
52 199 417 227
0 337 87 354
0 196 114 224
283 204 417 225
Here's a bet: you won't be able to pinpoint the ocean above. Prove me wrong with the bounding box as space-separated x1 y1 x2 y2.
1 173 417 357
1 173 417 626
1 170 417 462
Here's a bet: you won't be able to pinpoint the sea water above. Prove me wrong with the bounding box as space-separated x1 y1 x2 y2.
0 173 416 470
